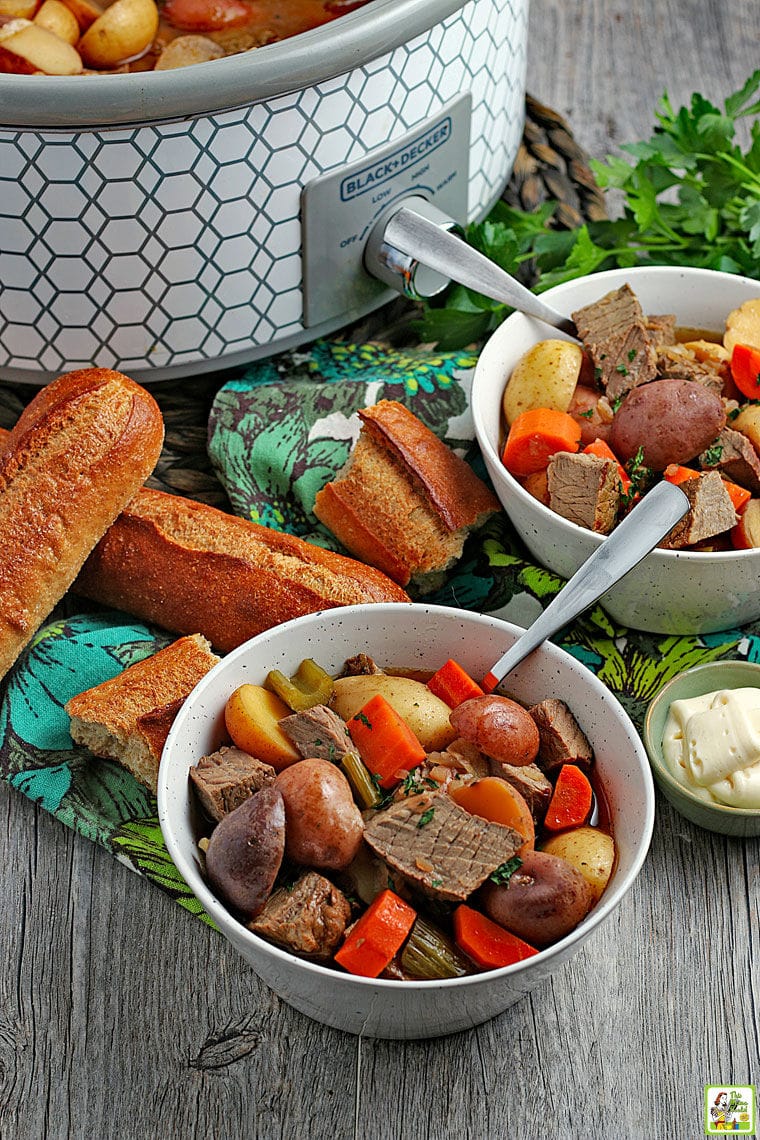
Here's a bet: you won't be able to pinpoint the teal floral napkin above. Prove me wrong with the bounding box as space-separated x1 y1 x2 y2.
1 338 757 918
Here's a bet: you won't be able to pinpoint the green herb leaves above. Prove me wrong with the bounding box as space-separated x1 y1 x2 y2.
420 72 760 349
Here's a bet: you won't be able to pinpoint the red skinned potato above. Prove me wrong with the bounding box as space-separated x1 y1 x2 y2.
449 695 540 766
479 849 593 946
609 378 726 471
275 758 364 870
205 786 285 919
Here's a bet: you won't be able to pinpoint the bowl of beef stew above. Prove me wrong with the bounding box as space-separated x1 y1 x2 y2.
471 266 760 635
157 603 654 1039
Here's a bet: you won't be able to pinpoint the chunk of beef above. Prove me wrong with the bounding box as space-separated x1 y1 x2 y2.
657 344 726 395
363 791 522 902
489 761 553 819
548 451 622 534
279 703 354 763
660 470 737 549
528 699 593 774
341 654 383 676
189 747 276 822
700 427 760 493
646 313 677 347
572 284 658 401
248 870 351 960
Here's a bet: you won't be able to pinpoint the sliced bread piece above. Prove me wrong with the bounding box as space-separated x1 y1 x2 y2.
314 400 500 590
65 632 220 793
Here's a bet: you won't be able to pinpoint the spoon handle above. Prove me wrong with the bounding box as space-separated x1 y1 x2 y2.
383 206 578 337
481 481 691 692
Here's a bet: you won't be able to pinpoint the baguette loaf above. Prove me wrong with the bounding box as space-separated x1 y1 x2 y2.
66 633 220 793
0 369 164 679
74 487 410 652
313 400 501 589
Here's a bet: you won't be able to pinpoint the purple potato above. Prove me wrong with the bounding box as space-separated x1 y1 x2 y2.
205 786 285 919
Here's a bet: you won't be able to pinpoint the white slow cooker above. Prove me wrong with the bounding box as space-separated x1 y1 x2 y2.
0 0 528 382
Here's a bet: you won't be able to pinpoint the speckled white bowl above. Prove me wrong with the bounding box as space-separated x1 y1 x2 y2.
471 266 760 635
158 603 654 1039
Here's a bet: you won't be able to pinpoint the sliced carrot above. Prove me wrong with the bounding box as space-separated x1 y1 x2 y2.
427 658 484 707
583 438 632 494
724 480 752 513
543 764 593 831
501 408 581 478
663 463 700 485
453 904 538 970
449 777 535 855
347 693 426 789
334 889 416 978
663 462 750 512
730 343 760 400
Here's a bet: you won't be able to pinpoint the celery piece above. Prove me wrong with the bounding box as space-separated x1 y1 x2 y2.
266 658 334 711
401 915 471 979
341 750 382 810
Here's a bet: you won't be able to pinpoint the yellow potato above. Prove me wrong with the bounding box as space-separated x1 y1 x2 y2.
541 826 615 903
502 339 583 426
224 684 300 771
155 33 224 70
331 674 456 752
34 0 79 43
724 298 760 355
1 20 81 72
0 0 38 20
0 15 31 39
60 0 101 30
732 405 760 453
78 0 157 67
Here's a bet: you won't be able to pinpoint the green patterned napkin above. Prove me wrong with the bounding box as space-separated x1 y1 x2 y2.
1 338 756 915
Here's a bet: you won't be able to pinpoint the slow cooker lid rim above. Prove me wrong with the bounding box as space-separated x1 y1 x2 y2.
0 0 474 131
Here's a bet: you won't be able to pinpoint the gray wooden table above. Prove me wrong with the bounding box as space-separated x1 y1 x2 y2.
2 3 759 1138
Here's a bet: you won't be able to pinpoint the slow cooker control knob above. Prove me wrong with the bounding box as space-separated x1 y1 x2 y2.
364 196 462 301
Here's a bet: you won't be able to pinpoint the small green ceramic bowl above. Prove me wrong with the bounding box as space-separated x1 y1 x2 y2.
644 660 760 837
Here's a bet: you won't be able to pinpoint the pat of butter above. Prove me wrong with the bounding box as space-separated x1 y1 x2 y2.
663 687 760 808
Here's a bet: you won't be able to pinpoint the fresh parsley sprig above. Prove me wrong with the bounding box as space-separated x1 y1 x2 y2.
418 71 760 350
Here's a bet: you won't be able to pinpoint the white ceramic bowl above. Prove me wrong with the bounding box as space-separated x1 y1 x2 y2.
471 266 760 635
158 603 654 1039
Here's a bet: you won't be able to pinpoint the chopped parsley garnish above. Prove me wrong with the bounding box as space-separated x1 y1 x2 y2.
354 711 372 728
621 445 654 509
416 807 435 829
615 363 629 376
702 442 724 465
611 394 625 414
627 348 638 362
579 408 595 419
489 856 523 885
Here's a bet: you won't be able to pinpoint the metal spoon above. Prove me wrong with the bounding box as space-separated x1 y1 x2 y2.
368 199 578 337
481 480 690 692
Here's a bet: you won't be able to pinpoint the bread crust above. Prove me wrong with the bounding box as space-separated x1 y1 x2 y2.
0 369 164 679
314 400 500 587
66 632 220 792
74 487 410 652
358 401 500 530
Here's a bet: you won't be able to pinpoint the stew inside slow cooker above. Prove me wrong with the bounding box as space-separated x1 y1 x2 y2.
0 0 375 76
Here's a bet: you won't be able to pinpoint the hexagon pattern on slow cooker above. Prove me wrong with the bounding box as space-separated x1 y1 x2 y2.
0 0 528 380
